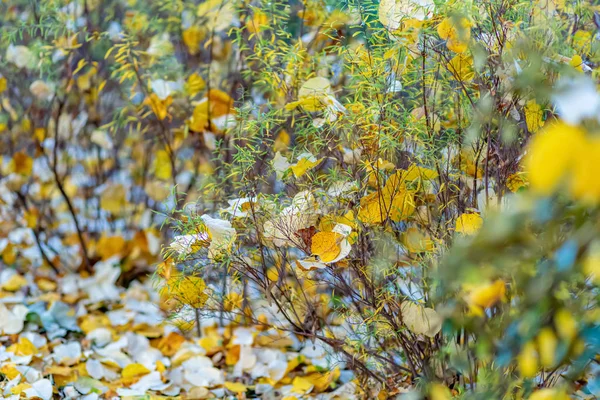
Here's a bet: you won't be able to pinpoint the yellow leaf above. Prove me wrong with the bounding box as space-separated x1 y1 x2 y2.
165 276 209 308
153 149 173 181
569 54 583 72
37 278 57 292
528 388 570 400
10 383 32 396
554 308 577 342
2 243 17 264
95 235 126 260
186 73 206 97
524 100 544 133
404 164 438 181
100 184 127 214
358 191 387 224
401 302 442 337
583 251 600 285
44 366 73 376
189 89 235 133
182 26 205 55
447 53 475 81
246 11 269 34
290 153 322 178
506 172 528 193
311 231 343 263
0 363 20 380
7 337 38 356
296 77 333 112
430 383 451 400
122 363 151 379
404 227 434 253
291 376 314 394
537 327 557 368
518 341 539 378
437 16 471 53
464 279 506 316
525 121 586 195
146 181 171 202
273 129 290 152
359 172 415 224
2 273 27 292
24 208 39 228
224 381 247 393
224 292 243 311
304 367 340 393
455 213 482 235
145 93 172 120
156 332 186 356
569 135 600 203
389 189 415 222
10 152 33 176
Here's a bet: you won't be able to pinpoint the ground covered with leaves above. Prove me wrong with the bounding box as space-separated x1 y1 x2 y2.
0 265 362 399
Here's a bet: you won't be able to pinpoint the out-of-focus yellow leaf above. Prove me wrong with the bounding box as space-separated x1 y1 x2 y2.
404 227 434 253
455 213 482 235
145 93 172 120
2 273 27 292
100 184 127 214
518 341 539 378
291 376 314 394
528 388 570 400
95 234 126 260
537 327 557 368
10 152 33 176
7 337 38 356
525 121 585 195
153 149 173 181
464 279 506 316
554 308 577 342
122 363 151 379
182 26 205 55
430 383 451 400
401 301 442 337
186 73 206 97
224 381 247 393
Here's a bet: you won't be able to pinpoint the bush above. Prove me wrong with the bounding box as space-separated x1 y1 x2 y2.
1 0 599 398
